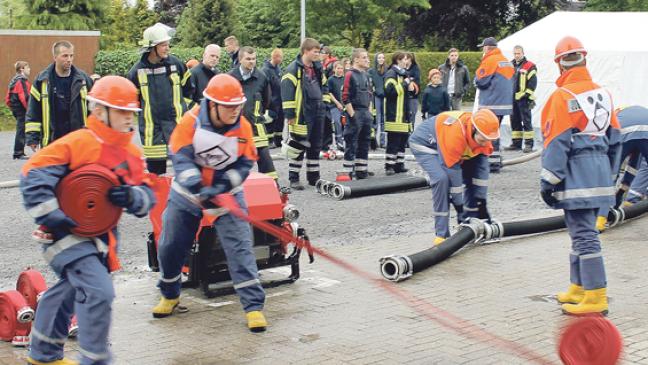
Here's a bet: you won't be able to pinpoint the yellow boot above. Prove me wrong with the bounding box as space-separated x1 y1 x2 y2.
556 284 584 304
595 216 607 232
562 288 608 315
27 357 79 365
152 297 180 318
433 236 445 246
246 310 267 332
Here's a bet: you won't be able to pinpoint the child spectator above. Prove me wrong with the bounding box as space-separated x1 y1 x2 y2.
421 69 450 119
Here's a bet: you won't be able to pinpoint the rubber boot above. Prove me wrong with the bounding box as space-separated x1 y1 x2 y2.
596 216 608 232
27 358 79 365
246 310 267 332
561 288 608 315
556 284 584 304
152 297 180 318
433 236 445 246
504 139 522 151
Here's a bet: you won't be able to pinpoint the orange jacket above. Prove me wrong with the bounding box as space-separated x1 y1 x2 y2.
475 48 514 115
436 112 493 168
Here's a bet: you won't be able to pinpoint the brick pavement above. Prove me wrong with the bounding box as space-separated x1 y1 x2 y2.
1 216 647 364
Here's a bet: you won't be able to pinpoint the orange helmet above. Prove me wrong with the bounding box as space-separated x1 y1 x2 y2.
186 59 199 69
203 74 246 105
554 36 587 63
472 109 500 140
86 75 140 111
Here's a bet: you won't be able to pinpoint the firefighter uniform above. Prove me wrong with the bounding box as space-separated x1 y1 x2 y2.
475 47 514 172
597 105 648 228
510 56 537 152
25 64 93 148
541 44 621 315
281 54 331 186
384 65 418 174
229 66 278 180
156 100 266 318
341 68 373 178
127 53 192 174
21 104 155 364
409 111 497 242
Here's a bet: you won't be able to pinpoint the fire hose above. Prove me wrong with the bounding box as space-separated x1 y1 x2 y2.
56 164 122 237
0 290 35 346
380 199 648 282
317 174 431 201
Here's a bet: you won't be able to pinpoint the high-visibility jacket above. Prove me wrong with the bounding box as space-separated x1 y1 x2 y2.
512 57 537 101
127 53 193 160
541 66 621 210
409 111 493 168
384 65 419 133
20 115 155 275
168 99 258 213
25 64 93 147
229 67 272 148
475 48 514 115
280 54 330 137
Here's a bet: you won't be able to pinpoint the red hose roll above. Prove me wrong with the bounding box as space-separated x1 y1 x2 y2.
16 269 48 310
559 315 623 365
56 164 122 237
0 290 34 343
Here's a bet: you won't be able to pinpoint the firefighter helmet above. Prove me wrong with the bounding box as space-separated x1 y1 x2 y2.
186 59 199 69
86 76 140 112
139 23 175 48
554 36 587 63
203 74 247 105
472 109 500 140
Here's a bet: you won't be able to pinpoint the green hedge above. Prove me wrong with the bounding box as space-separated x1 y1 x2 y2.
0 105 15 131
94 48 482 101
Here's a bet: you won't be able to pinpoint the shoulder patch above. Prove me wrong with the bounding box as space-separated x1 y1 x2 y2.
567 99 582 113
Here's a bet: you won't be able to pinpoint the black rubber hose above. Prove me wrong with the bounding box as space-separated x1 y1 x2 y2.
409 226 476 272
500 215 565 237
330 175 429 200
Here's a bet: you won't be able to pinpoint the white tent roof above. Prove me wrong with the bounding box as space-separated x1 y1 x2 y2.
495 11 648 127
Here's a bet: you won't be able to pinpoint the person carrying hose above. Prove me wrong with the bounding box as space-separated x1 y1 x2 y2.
20 76 156 365
409 109 500 245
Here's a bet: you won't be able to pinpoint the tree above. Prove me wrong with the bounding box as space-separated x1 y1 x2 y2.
99 0 158 50
233 0 300 48
175 0 234 47
127 0 160 45
16 0 107 30
584 0 648 10
0 0 26 28
154 0 189 27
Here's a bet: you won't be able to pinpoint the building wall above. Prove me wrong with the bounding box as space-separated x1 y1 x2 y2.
1 30 100 88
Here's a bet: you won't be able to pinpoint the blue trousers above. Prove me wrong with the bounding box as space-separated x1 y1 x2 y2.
29 255 114 365
565 208 607 290
157 192 265 312
628 157 648 203
343 109 372 174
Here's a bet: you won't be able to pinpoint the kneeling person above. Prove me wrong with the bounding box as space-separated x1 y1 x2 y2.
21 76 156 365
409 109 499 245
153 74 267 332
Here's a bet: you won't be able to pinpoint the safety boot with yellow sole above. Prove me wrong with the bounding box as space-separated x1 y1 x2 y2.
562 288 608 315
152 297 180 318
433 236 445 246
246 310 267 332
596 216 608 232
556 284 584 304
26 357 79 365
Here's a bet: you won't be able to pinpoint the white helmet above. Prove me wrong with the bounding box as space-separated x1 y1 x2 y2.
139 23 175 49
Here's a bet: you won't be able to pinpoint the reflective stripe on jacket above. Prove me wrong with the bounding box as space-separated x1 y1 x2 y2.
475 48 514 115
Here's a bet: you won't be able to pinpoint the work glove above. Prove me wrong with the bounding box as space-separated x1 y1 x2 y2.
614 187 627 208
108 185 134 208
540 181 558 207
40 208 77 230
198 185 227 208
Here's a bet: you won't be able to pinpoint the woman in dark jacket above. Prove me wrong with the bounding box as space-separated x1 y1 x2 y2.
405 52 421 127
368 52 387 147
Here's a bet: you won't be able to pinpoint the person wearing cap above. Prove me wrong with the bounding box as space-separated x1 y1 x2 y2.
21 76 156 365
542 36 621 316
409 109 500 245
596 105 648 232
187 44 222 109
421 68 450 119
474 37 514 173
25 41 93 151
506 45 537 153
153 74 267 332
127 23 194 175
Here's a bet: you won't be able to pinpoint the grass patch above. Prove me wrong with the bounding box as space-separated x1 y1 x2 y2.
0 105 16 131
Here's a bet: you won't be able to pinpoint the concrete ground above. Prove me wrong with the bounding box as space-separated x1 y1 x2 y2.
0 130 647 364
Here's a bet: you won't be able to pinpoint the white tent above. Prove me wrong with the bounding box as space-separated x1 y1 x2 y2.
497 11 648 127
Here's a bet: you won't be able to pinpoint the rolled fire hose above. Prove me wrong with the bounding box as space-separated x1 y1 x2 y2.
0 290 35 346
380 199 648 282
56 164 122 237
329 174 431 200
16 269 48 310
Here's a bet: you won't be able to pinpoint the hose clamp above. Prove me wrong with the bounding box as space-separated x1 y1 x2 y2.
379 255 413 282
460 218 485 243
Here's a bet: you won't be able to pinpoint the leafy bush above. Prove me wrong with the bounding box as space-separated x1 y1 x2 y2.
0 105 16 131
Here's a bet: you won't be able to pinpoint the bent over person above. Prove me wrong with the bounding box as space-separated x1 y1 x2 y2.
153 74 267 332
21 76 156 365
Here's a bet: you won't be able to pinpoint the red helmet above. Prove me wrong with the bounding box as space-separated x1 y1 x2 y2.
554 36 587 63
203 74 246 105
86 76 140 112
472 109 500 140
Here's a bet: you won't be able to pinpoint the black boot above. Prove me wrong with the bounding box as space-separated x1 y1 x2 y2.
394 163 409 173
504 139 522 151
385 165 396 176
